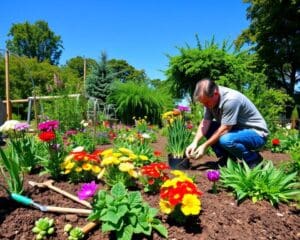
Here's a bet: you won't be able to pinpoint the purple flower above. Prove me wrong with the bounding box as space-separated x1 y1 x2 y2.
177 105 190 112
14 122 30 131
206 170 220 182
38 120 59 132
77 181 98 200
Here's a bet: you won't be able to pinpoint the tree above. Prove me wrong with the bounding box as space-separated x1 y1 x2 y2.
85 52 116 102
6 20 63 65
166 39 254 100
64 56 97 78
107 59 147 83
235 0 300 96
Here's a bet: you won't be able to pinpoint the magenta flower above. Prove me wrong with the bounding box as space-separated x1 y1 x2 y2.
206 170 220 194
177 105 190 112
206 170 220 182
38 120 59 132
77 181 98 200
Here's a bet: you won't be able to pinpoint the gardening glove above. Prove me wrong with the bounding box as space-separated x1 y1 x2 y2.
193 144 206 159
185 142 198 158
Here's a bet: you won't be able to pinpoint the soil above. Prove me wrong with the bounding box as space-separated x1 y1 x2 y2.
0 136 299 240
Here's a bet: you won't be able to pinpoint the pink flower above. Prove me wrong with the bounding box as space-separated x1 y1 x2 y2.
77 181 98 200
177 105 190 112
38 120 59 132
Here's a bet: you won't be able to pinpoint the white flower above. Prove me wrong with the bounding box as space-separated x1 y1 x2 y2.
72 146 85 152
0 120 20 132
141 133 150 139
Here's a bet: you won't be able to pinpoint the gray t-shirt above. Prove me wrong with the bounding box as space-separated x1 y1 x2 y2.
204 86 269 137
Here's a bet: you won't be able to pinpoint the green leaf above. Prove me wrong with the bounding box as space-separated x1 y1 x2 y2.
153 223 168 238
117 225 133 240
111 182 127 198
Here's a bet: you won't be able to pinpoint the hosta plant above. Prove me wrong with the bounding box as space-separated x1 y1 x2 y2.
88 182 168 240
32 217 55 240
220 159 300 205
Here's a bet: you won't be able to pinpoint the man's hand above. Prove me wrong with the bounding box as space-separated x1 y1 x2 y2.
193 144 206 159
185 142 197 158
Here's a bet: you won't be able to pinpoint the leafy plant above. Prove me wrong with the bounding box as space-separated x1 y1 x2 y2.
220 159 300 205
0 147 23 194
32 217 55 240
166 118 192 158
108 81 173 125
88 182 168 240
64 224 85 240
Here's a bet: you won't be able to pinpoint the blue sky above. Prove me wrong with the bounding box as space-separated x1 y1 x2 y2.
1 0 249 80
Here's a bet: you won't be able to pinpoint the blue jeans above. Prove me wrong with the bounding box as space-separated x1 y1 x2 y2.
205 121 267 163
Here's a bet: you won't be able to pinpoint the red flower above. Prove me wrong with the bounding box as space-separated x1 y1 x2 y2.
272 138 280 146
39 131 56 142
154 150 162 157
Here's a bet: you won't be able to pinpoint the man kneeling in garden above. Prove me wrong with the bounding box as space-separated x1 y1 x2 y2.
186 78 269 168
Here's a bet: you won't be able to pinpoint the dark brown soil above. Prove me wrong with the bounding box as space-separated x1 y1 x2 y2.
0 136 299 240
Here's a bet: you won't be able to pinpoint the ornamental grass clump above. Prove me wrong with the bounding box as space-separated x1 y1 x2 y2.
88 182 168 240
220 159 300 205
166 118 192 158
159 170 203 224
61 147 103 183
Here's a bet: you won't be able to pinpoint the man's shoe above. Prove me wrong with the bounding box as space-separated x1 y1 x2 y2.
247 153 263 169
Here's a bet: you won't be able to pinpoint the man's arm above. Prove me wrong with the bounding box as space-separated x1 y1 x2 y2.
202 124 232 149
192 119 211 145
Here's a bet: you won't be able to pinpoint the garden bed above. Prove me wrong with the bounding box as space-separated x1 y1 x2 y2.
0 137 299 240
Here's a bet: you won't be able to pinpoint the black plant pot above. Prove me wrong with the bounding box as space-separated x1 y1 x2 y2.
168 154 190 170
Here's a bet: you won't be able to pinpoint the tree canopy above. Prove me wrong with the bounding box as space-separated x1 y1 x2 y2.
6 20 63 65
235 0 300 95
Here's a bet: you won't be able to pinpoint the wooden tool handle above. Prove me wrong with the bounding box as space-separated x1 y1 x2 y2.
48 185 92 209
45 206 92 215
81 221 98 234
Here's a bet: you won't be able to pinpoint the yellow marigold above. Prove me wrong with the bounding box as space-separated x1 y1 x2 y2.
65 162 75 170
119 162 134 172
101 148 113 156
113 152 122 158
161 178 178 188
101 156 119 166
159 199 174 214
128 169 138 178
139 155 149 161
92 165 101 173
118 147 133 155
75 167 82 172
64 169 71 174
119 156 130 162
82 163 92 171
181 194 201 216
129 154 137 160
162 111 174 119
64 154 74 162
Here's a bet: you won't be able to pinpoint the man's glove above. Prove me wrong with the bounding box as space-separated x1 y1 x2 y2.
185 142 197 158
193 144 206 159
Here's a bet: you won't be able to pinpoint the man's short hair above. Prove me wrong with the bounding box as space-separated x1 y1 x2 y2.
193 78 217 102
